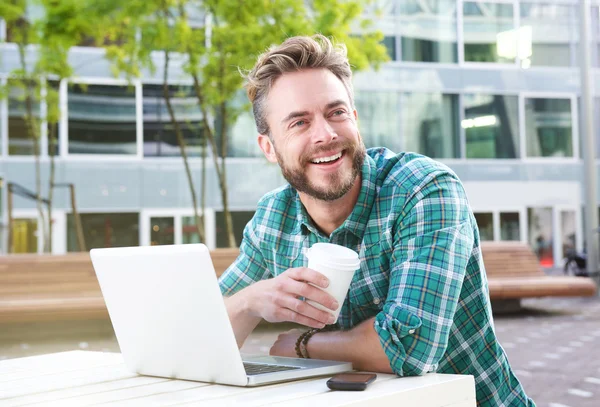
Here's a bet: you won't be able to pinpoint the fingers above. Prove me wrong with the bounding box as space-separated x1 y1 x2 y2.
273 301 332 328
287 267 329 289
276 295 336 326
284 278 339 311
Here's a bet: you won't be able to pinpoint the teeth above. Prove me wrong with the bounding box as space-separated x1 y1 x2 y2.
311 152 342 164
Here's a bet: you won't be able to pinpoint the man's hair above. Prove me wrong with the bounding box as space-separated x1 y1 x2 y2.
243 34 354 136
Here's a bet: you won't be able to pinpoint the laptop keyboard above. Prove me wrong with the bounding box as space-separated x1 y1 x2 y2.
243 362 301 376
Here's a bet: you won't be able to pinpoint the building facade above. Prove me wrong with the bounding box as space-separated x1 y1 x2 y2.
1 0 599 267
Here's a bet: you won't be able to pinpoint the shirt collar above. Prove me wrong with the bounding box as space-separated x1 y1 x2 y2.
291 154 377 239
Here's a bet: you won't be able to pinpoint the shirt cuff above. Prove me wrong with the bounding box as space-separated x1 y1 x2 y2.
374 303 423 375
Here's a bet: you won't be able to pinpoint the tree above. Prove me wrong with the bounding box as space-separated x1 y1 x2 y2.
0 0 92 252
82 0 389 247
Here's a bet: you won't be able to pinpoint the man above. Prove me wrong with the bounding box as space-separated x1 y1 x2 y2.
219 34 534 406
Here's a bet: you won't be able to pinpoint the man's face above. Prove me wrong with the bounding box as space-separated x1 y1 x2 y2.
259 69 365 201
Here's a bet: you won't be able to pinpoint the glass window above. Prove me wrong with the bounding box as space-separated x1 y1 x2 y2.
402 93 459 158
143 84 205 157
68 84 137 155
355 91 401 152
227 92 264 158
593 6 600 67
216 211 254 248
528 207 553 266
67 212 139 251
520 3 577 68
182 216 202 244
560 210 576 257
463 1 515 63
463 94 519 159
8 80 41 156
382 36 397 60
500 212 520 241
46 80 61 157
399 0 457 63
11 218 38 253
150 217 175 246
78 33 128 48
474 212 494 241
6 20 30 44
596 98 600 159
525 98 573 158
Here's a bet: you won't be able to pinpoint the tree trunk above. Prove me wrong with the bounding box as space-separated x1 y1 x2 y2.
162 49 205 242
185 7 236 247
190 74 236 247
47 84 58 253
17 40 49 253
219 101 236 248
176 0 207 243
201 125 207 239
7 185 14 254
69 184 86 252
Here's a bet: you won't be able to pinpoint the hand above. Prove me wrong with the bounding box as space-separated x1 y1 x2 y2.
270 329 304 358
244 267 338 328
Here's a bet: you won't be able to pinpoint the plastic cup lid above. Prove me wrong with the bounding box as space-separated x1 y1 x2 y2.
307 243 360 267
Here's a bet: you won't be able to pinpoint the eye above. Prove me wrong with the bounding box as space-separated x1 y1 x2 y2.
331 109 346 117
292 120 306 128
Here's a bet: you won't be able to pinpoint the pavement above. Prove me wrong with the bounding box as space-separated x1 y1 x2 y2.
1 273 599 407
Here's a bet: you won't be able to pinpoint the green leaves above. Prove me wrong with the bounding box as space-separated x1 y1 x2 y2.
2 0 389 151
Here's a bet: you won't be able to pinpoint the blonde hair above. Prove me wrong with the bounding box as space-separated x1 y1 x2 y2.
243 34 354 135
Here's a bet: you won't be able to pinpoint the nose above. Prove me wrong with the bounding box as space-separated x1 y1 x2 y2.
311 115 338 144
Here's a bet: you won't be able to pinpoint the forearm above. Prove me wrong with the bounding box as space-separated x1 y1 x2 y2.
306 317 393 373
224 290 262 348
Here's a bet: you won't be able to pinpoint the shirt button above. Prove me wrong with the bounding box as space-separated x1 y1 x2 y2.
409 329 415 334
373 298 380 305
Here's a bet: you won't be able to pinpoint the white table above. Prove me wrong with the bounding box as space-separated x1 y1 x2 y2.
0 351 476 406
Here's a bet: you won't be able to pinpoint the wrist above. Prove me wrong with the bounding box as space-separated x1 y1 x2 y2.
229 285 257 319
304 325 337 359
305 331 321 359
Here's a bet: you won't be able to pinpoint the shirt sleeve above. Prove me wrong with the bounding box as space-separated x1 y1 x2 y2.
218 216 272 296
374 170 475 376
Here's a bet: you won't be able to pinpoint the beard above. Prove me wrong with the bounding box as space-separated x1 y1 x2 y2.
276 137 366 202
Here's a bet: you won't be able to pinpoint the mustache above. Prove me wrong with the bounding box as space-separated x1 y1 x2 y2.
301 141 355 163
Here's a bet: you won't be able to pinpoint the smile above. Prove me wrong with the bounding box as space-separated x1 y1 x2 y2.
310 151 343 164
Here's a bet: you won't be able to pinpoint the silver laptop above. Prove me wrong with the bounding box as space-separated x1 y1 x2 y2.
90 243 353 386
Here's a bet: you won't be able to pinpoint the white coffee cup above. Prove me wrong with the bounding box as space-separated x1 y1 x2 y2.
305 242 361 323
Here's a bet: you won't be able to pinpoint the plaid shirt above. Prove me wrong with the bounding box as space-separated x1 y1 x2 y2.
219 148 534 406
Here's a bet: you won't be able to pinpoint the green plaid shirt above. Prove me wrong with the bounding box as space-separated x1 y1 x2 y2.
219 148 534 406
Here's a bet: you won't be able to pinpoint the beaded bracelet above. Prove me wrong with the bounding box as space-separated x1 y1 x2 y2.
294 324 337 359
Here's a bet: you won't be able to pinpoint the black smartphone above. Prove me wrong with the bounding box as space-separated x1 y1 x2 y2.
326 372 377 391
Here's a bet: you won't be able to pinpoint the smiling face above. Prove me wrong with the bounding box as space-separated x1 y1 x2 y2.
258 69 365 201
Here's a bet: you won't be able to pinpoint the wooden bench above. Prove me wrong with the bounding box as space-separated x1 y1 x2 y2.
0 248 240 323
1 242 597 322
481 241 596 298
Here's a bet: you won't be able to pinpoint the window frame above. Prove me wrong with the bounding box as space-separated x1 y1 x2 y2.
62 77 143 161
140 208 216 249
521 91 579 161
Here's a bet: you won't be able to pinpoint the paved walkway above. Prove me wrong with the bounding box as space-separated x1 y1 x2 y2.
2 296 599 407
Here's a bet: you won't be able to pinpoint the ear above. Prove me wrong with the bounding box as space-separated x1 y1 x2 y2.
257 134 278 163
353 109 358 121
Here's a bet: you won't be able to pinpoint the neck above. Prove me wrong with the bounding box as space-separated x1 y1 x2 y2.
299 175 362 237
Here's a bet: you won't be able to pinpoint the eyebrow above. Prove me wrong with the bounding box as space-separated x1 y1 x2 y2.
280 100 350 125
324 100 349 111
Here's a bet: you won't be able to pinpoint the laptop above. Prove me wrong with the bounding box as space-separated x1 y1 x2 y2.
90 243 353 386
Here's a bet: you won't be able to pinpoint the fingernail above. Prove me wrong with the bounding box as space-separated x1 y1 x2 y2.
332 301 339 309
328 315 335 324
322 279 329 287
